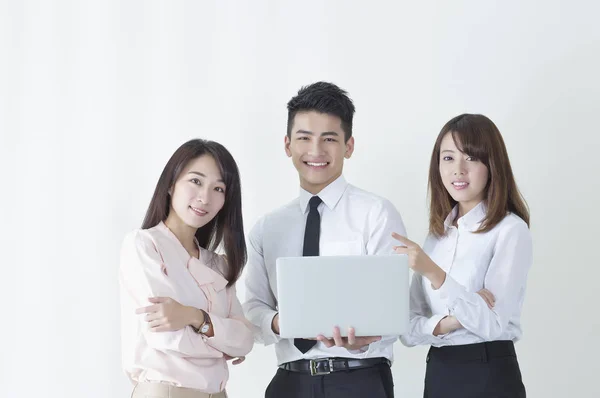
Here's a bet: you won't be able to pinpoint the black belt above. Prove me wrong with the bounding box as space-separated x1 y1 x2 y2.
427 340 517 363
279 357 391 376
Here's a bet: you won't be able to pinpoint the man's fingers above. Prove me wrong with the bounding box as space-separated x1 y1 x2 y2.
316 335 334 348
391 232 414 247
332 327 344 347
361 336 382 344
347 327 356 346
319 328 375 349
353 336 382 346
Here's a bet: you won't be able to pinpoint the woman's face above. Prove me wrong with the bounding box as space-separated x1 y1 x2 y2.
168 154 226 230
439 132 489 215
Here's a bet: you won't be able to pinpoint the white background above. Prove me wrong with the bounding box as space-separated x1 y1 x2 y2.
1 1 599 397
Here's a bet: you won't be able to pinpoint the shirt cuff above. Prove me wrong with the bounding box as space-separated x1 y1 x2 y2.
424 314 448 337
435 274 465 309
261 310 281 345
204 313 226 347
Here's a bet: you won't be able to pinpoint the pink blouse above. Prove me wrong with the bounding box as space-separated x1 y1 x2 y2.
119 222 253 393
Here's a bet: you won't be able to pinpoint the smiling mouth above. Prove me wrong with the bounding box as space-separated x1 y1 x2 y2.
452 181 469 189
189 206 208 216
304 161 329 168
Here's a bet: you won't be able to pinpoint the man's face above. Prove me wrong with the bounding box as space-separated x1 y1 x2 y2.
285 111 354 194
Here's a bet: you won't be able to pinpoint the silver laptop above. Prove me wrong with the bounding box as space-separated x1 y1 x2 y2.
276 255 409 338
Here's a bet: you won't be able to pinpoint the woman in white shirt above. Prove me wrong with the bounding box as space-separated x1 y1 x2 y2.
393 114 531 397
119 139 254 398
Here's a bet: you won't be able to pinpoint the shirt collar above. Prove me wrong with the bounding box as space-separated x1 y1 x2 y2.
444 201 487 231
298 175 348 214
155 221 228 291
155 221 203 260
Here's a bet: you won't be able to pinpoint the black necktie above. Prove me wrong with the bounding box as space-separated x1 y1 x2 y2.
294 196 322 353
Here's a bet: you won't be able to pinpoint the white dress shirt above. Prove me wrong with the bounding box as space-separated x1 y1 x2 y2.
243 175 407 365
119 222 254 393
400 202 533 347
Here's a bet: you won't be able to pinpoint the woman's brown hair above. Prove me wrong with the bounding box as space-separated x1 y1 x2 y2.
142 139 246 286
428 114 530 237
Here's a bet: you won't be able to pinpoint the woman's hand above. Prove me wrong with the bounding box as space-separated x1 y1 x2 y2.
433 316 463 336
477 288 495 309
136 297 200 332
224 354 246 365
392 233 446 289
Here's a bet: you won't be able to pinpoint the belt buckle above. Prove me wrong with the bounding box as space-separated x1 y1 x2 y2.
309 358 333 376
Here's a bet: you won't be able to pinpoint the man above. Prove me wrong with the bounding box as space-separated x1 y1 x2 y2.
243 82 406 398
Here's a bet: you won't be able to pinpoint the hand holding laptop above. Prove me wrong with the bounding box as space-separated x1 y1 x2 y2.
316 326 381 350
274 311 381 350
271 313 280 334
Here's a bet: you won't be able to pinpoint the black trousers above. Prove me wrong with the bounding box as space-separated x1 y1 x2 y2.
424 340 526 398
265 362 394 398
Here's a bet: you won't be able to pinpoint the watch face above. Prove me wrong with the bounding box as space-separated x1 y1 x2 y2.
200 323 210 334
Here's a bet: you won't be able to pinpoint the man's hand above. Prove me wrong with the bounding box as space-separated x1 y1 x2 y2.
316 326 381 351
136 297 199 332
271 313 280 335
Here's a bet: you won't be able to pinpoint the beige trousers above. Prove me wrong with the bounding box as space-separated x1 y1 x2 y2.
131 382 227 398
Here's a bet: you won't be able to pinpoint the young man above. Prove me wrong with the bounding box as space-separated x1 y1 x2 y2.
243 82 406 398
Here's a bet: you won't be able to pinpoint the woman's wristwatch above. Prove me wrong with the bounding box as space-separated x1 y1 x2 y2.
192 309 211 335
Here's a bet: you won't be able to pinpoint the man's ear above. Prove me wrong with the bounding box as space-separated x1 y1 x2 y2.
344 136 355 159
284 135 292 157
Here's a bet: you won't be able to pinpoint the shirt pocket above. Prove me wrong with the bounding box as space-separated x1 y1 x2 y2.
320 239 364 256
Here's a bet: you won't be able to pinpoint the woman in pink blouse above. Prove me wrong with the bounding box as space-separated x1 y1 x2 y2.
119 139 254 398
